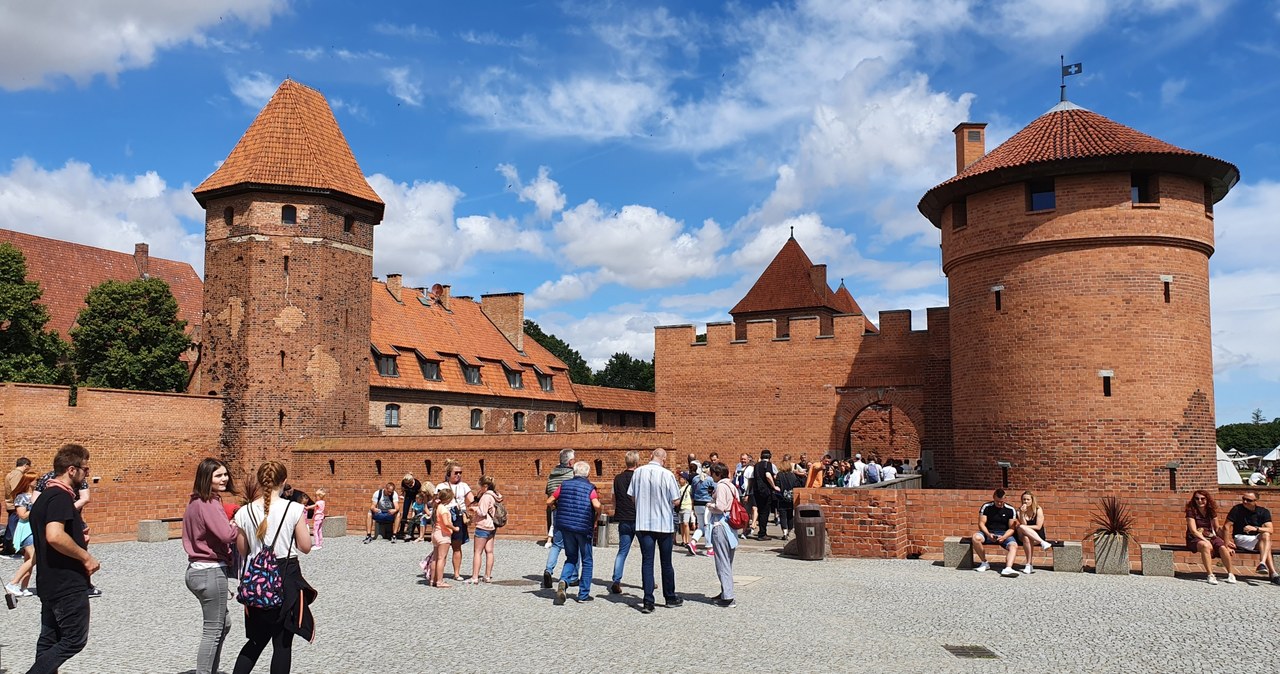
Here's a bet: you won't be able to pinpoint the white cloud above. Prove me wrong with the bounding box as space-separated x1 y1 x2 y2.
328 97 368 121
366 174 543 287
496 164 566 221
1213 180 1280 271
553 200 724 289
460 69 668 140
0 157 204 271
458 31 536 49
290 47 323 61
384 67 423 106
228 70 278 108
1160 78 1188 106
527 273 599 310
1211 269 1280 381
0 0 286 90
537 304 685 367
372 22 438 41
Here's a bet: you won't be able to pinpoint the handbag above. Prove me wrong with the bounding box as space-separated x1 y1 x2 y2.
727 491 750 529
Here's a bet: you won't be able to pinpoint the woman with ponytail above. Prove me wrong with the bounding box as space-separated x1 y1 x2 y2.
232 461 314 674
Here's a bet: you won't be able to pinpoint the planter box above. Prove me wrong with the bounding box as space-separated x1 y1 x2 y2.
1094 534 1130 575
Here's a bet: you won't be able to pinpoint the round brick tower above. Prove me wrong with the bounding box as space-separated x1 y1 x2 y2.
918 100 1238 492
193 79 384 469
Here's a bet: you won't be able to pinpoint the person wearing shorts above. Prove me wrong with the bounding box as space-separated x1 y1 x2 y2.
1225 491 1278 584
973 489 1020 576
1186 490 1237 584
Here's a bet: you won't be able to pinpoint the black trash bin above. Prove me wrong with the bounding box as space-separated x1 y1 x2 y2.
794 505 825 560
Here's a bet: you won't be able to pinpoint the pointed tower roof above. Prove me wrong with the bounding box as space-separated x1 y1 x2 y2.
834 281 878 334
918 101 1238 226
193 79 384 215
731 236 870 327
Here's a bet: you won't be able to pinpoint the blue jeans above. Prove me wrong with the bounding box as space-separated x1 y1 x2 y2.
612 521 635 583
559 530 593 600
637 530 677 606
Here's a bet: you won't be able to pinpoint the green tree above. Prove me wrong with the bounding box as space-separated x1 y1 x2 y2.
1251 408 1266 424
71 277 191 392
523 319 593 384
593 352 655 392
0 243 69 383
1217 420 1280 453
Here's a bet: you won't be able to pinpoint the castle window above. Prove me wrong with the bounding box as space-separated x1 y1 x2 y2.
428 406 442 429
513 412 526 432
992 285 1004 312
547 414 557 432
419 357 441 381
538 372 554 392
1161 275 1173 304
375 352 399 377
951 198 967 230
344 214 354 233
384 404 401 427
1204 183 1214 216
506 369 523 389
1131 172 1159 204
596 411 603 425
460 359 482 385
281 205 297 225
1099 370 1114 398
223 206 234 227
470 408 483 430
1026 179 1055 211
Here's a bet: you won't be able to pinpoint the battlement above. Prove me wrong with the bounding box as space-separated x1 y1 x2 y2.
656 308 948 350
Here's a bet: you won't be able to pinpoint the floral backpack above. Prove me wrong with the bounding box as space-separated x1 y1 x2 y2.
237 501 294 609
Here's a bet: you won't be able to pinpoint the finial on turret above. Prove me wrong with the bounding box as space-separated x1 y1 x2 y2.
789 226 794 239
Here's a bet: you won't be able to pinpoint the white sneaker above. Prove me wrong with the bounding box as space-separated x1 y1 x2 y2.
21 588 33 597
1224 574 1237 584
1022 564 1034 575
1206 574 1218 585
1040 540 1052 550
975 562 990 572
1000 566 1020 577
4 583 21 595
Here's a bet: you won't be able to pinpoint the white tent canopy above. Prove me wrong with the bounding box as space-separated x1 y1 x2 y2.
1262 447 1280 462
1217 446 1245 484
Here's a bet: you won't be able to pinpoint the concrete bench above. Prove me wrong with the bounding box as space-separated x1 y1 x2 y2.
138 516 182 543
321 515 347 538
1143 543 1279 577
944 536 1081 572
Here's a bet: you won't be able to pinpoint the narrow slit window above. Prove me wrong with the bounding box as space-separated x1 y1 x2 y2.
594 459 603 477
343 214 354 233
1163 281 1171 303
424 460 432 475
223 206 234 227
281 205 297 225
279 350 285 369
1026 179 1055 211
1161 275 1173 304
328 459 335 475
283 256 289 278
1103 376 1112 397
375 459 382 475
951 198 968 230
992 285 1004 312
479 459 486 476
277 409 285 427
535 458 542 476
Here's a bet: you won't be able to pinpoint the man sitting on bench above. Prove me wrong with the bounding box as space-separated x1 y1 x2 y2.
364 482 400 543
974 488 1020 576
1225 491 1278 585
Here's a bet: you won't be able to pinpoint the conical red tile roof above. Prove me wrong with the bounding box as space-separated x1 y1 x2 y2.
194 79 383 212
731 237 872 329
918 101 1238 225
834 282 878 334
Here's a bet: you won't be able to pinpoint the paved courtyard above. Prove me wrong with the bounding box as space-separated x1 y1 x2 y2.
0 533 1274 673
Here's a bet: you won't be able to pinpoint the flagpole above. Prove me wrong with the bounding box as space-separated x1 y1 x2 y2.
1060 54 1066 102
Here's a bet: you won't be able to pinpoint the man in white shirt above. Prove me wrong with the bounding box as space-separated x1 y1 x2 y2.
881 461 898 482
628 448 682 614
364 483 399 543
849 454 866 488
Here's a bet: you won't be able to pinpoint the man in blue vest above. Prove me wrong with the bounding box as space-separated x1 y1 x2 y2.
547 461 601 605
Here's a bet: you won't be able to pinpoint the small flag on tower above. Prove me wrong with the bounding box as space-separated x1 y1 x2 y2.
1062 62 1083 77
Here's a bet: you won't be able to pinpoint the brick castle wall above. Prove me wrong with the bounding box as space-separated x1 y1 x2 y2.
0 383 224 538
942 171 1216 492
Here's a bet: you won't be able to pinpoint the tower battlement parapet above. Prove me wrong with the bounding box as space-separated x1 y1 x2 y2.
657 308 944 351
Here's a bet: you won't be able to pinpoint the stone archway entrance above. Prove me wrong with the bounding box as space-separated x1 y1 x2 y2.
830 388 926 462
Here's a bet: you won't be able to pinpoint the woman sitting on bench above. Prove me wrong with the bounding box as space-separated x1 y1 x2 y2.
1186 490 1237 585
1015 491 1053 574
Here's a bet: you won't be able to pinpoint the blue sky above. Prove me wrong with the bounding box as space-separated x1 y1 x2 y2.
0 1 1277 424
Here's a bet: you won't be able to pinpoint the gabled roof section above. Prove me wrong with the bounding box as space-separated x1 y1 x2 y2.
919 101 1239 225
0 228 202 340
834 282 878 334
730 237 847 315
193 79 383 214
573 383 655 414
369 280 576 402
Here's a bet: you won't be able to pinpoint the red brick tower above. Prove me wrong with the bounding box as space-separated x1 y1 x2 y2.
193 79 385 469
918 101 1238 492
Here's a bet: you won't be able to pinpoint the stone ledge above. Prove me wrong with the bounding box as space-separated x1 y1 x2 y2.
1141 544 1173 577
1053 541 1083 572
321 515 347 538
137 520 169 543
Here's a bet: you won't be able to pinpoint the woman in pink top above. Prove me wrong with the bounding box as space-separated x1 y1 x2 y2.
182 458 239 674
431 487 457 588
468 476 502 583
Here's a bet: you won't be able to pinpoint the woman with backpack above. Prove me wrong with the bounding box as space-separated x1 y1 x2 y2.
181 458 239 674
706 462 739 608
232 460 314 674
468 476 504 583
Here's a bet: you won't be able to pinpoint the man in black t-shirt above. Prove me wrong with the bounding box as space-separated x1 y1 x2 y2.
397 474 422 540
1225 491 1278 584
752 450 780 540
29 443 100 673
609 450 639 595
972 488 1020 576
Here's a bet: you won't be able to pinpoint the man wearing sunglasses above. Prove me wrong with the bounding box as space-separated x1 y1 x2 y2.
1225 492 1278 584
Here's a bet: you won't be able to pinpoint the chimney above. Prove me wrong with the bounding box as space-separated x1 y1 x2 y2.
134 243 150 279
386 274 402 302
439 284 451 311
953 122 987 174
809 263 827 296
480 292 525 352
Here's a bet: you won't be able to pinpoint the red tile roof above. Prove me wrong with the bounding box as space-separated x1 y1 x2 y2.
573 383 655 413
368 281 578 402
193 79 383 212
731 237 875 332
0 228 202 340
919 102 1239 225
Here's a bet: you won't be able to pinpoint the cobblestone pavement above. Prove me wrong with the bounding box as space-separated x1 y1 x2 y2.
0 534 1274 673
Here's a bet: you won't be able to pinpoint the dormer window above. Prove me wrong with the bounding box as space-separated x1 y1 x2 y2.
506 369 523 389
538 372 554 392
419 357 441 381
459 358 481 385
282 205 297 225
374 352 399 377
1026 179 1055 211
